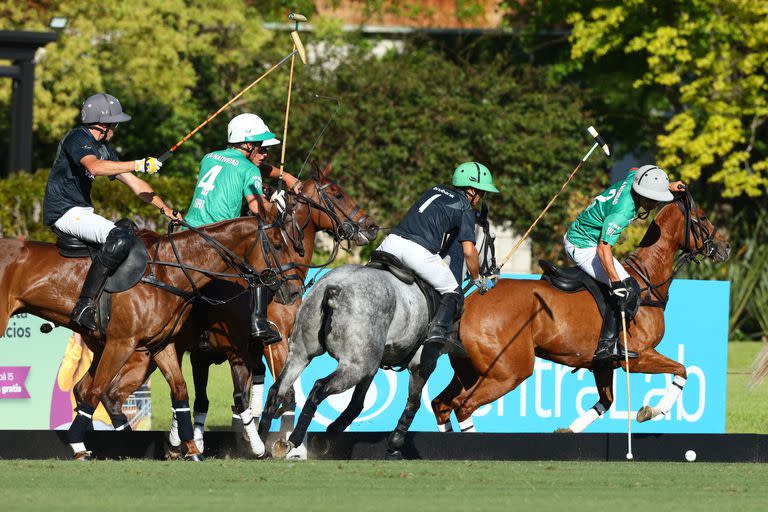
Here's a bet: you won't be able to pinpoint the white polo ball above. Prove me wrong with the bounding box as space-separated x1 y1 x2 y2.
626 453 633 460
685 450 697 462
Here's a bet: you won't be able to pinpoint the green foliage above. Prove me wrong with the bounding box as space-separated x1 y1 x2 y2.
0 0 277 175
274 45 597 254
568 1 768 198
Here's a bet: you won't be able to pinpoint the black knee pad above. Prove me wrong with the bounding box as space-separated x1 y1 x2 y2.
98 227 134 270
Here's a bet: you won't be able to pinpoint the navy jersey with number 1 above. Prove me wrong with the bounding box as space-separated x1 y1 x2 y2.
390 185 476 254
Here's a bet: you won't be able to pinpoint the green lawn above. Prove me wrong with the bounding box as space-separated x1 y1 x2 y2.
151 342 768 433
1 460 766 512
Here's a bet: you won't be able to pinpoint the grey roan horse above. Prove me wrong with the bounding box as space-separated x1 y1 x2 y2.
258 227 495 458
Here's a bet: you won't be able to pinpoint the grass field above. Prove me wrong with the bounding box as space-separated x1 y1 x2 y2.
2 460 767 511
151 341 768 433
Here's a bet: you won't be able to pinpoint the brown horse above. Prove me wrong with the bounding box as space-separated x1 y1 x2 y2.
0 208 302 459
97 165 378 456
431 191 730 433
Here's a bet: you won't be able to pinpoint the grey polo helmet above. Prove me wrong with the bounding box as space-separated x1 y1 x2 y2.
80 93 132 124
632 165 674 202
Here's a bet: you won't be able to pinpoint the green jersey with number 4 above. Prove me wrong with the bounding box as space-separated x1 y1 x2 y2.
566 171 639 248
185 148 264 228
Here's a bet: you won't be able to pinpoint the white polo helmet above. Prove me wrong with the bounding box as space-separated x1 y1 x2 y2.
632 165 674 202
227 113 280 146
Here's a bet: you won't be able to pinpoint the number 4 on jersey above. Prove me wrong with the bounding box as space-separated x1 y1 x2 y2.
198 165 222 196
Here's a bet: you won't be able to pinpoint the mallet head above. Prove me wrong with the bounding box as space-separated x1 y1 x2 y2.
288 13 308 22
290 31 308 65
588 125 610 156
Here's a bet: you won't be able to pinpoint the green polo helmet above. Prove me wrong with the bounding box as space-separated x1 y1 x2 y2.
452 162 499 193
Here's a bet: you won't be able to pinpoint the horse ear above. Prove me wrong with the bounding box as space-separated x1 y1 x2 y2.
311 160 320 179
322 163 332 177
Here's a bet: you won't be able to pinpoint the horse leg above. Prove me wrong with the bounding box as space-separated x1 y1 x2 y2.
277 365 360 457
229 358 264 457
258 351 311 440
431 357 478 432
153 343 201 461
557 368 614 433
264 341 296 432
451 354 535 432
627 349 687 423
326 372 376 433
69 338 138 459
189 350 211 452
386 363 432 459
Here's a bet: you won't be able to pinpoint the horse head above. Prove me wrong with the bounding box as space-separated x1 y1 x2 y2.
296 162 379 246
655 190 731 263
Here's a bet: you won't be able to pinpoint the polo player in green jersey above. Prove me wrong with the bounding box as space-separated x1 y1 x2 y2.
564 165 685 366
185 113 300 344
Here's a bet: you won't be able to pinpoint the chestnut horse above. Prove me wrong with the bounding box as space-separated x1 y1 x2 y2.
431 191 730 433
97 166 378 457
0 209 302 459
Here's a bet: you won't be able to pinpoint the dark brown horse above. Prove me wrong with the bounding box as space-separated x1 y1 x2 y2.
97 165 378 456
0 208 302 459
431 191 730 433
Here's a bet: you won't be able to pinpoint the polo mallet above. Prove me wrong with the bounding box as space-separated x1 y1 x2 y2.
158 28 308 163
621 310 633 460
496 125 611 271
278 13 309 180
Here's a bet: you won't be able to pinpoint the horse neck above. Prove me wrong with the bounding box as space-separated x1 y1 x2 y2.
628 207 684 300
159 219 256 287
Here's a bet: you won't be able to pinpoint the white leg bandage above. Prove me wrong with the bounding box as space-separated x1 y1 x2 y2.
458 417 475 433
193 411 206 452
656 375 686 415
251 383 264 417
240 409 265 457
70 442 87 455
568 403 607 433
168 409 181 447
437 422 454 433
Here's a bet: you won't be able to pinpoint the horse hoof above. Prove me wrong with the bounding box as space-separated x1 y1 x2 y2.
73 451 93 461
385 449 403 461
271 439 294 459
554 428 573 434
165 445 182 460
287 442 308 460
184 453 204 462
637 406 655 423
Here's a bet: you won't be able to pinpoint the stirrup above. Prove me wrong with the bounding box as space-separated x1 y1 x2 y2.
251 323 282 345
71 300 97 331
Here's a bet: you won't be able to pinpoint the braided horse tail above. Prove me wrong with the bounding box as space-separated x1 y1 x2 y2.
751 343 768 386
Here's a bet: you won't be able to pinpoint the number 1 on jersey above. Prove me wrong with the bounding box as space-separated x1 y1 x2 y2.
198 165 222 196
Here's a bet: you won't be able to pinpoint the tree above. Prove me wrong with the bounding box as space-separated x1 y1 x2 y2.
0 0 277 175
568 1 768 199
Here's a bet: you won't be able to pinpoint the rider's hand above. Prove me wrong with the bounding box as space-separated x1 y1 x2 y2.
270 189 287 213
161 206 183 222
669 180 687 192
610 280 630 310
135 157 162 175
474 276 495 295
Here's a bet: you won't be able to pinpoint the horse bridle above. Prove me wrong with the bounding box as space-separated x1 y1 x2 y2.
625 190 718 309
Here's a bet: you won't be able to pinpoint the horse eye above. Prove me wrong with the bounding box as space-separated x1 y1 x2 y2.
334 193 344 199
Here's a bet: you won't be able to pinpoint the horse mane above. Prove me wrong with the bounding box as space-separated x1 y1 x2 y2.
637 193 688 249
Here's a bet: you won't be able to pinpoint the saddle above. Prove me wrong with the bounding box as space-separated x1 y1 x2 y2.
51 219 149 339
51 219 149 293
538 259 641 321
366 251 440 322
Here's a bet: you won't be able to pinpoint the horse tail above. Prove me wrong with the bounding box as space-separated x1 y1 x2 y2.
751 343 768 386
319 285 342 348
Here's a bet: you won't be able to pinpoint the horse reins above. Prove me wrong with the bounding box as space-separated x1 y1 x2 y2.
625 191 718 309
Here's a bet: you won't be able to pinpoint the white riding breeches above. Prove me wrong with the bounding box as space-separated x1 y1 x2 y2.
563 234 630 286
377 234 459 294
53 206 116 245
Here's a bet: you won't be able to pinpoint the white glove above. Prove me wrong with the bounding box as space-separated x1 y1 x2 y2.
270 189 287 213
134 157 162 174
